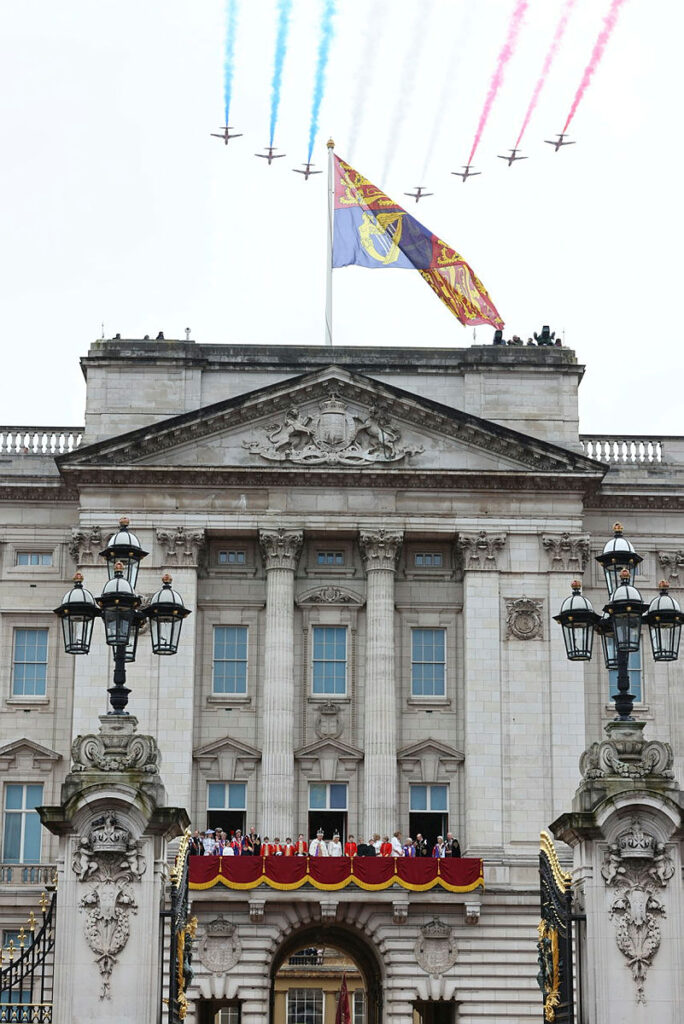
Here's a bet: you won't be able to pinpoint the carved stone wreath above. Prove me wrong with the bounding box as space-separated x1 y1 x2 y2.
505 597 544 641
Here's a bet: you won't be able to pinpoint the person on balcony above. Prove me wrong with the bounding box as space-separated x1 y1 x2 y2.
309 830 329 856
328 833 343 856
344 834 358 857
445 832 461 857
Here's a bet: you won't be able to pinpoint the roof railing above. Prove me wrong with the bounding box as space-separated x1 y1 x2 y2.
0 429 83 455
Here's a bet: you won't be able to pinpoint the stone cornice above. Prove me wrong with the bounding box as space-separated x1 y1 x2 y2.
358 529 403 572
258 529 303 571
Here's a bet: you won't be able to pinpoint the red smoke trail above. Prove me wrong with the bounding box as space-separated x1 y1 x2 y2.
515 0 577 150
563 0 628 133
468 0 529 166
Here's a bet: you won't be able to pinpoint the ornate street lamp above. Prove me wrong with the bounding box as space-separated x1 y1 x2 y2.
555 524 682 722
55 518 192 715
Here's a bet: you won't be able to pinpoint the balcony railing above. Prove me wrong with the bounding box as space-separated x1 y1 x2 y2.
580 436 664 464
0 864 55 886
0 429 83 456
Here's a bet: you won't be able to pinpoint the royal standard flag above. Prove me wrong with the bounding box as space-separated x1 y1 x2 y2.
332 155 504 329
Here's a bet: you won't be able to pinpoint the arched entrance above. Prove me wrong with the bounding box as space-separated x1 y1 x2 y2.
270 924 384 1024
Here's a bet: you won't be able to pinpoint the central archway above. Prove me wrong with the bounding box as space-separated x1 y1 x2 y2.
270 923 384 1024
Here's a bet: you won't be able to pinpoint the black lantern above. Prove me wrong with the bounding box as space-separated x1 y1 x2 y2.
604 569 648 653
146 574 191 655
99 516 148 589
596 522 642 596
97 562 142 648
645 580 683 662
553 581 600 661
596 612 619 671
54 573 101 654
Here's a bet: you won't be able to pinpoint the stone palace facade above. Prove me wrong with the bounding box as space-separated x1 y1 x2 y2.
1 338 683 1023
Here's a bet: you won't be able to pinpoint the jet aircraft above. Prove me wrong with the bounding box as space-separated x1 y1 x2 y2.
451 165 481 182
497 148 527 167
293 162 322 180
210 125 243 145
256 146 286 165
403 186 433 203
544 134 576 152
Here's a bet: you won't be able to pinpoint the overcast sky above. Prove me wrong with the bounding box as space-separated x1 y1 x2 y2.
0 0 680 435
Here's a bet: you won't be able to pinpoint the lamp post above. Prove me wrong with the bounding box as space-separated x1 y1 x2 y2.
54 517 191 715
554 523 682 721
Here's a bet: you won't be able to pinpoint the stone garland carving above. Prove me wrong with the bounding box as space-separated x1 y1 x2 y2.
243 393 423 465
258 529 304 571
657 550 684 585
72 814 147 1000
298 585 363 605
71 730 161 775
156 526 206 566
358 529 403 572
69 525 103 564
197 916 241 975
457 531 506 570
504 597 544 641
601 818 675 1003
580 737 674 781
414 917 458 976
541 532 590 572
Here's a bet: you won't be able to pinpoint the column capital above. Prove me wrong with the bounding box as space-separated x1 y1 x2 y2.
156 525 206 567
457 530 506 570
258 528 303 571
541 531 590 572
358 529 403 572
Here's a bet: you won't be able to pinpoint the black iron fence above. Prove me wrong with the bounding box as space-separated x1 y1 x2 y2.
537 831 574 1024
161 833 196 1024
0 890 56 1023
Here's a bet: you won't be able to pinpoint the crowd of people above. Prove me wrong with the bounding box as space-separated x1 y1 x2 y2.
189 826 461 858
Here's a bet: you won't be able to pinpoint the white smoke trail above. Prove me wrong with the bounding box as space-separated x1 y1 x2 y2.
346 0 389 161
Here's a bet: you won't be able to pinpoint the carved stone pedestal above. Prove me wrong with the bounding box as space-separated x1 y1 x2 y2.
39 715 189 1023
551 721 684 1022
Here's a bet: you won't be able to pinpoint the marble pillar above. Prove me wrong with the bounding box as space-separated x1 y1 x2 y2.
359 529 402 839
258 529 303 839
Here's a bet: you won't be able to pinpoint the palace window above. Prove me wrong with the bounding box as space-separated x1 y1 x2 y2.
353 990 366 1024
312 626 347 695
2 784 44 864
609 648 643 703
411 628 446 697
207 782 246 836
216 1009 240 1024
287 988 323 1024
213 626 248 694
409 784 448 848
12 628 48 697
16 552 53 567
316 551 344 566
414 552 443 568
217 550 246 565
308 783 347 845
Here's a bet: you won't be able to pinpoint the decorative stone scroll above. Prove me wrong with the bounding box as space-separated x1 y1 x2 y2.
71 717 161 775
541 532 590 572
415 917 458 975
243 393 423 465
69 526 103 564
580 722 674 782
155 526 206 566
358 529 403 572
504 597 544 641
296 585 365 606
657 550 684 585
258 529 303 571
601 817 675 1003
457 530 506 570
72 814 147 999
197 916 241 975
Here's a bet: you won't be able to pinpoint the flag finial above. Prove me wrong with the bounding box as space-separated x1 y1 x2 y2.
327 137 335 149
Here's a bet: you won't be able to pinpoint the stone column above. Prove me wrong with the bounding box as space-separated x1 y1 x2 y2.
552 721 684 1023
359 529 403 839
39 715 188 1024
258 529 303 839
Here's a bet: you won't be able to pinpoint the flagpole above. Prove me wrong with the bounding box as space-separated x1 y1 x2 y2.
325 137 335 346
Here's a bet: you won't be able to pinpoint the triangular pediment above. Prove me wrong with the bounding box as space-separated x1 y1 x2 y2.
193 736 261 778
295 737 364 761
58 366 602 481
398 739 465 762
0 738 62 772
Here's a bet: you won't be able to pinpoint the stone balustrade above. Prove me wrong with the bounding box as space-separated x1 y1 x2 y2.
0 428 83 455
0 863 55 885
580 435 664 464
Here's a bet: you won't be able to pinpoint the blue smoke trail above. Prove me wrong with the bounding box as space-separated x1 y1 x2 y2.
269 0 293 148
307 0 336 163
223 0 239 124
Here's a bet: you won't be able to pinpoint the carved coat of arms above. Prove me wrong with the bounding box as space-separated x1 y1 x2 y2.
414 917 458 976
243 394 423 466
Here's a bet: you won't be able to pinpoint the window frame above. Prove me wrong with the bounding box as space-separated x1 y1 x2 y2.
608 648 644 704
206 782 247 812
311 625 348 696
11 627 49 699
409 783 449 814
308 782 348 811
212 625 249 697
2 783 44 865
410 627 446 699
287 988 324 1024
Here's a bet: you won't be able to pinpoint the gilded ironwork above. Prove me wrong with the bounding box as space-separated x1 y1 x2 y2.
164 829 195 1024
0 890 55 1022
537 831 574 1023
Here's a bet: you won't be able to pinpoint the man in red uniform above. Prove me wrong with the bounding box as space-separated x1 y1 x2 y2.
283 837 296 856
344 834 357 857
295 833 307 856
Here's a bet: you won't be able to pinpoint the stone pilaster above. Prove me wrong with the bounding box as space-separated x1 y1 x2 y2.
359 529 402 838
258 529 303 838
